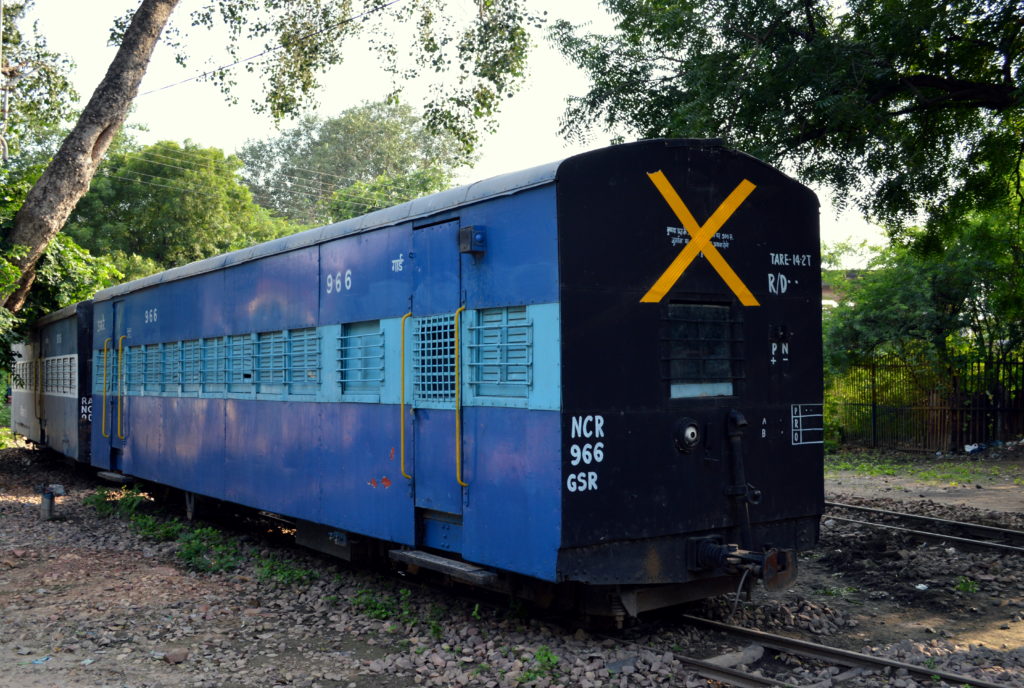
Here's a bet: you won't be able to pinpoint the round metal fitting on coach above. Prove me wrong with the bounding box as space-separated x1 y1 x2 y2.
673 417 701 454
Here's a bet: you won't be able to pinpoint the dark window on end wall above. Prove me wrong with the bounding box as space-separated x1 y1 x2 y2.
662 303 743 398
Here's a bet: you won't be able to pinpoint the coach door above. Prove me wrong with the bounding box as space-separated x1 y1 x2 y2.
410 219 465 539
100 300 128 468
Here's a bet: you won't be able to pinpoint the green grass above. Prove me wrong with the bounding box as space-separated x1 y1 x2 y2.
518 646 560 684
176 527 242 572
82 486 149 518
130 513 186 541
825 451 1024 486
256 555 318 585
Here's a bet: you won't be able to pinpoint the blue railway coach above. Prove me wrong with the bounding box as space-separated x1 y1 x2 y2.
12 301 93 462
19 139 824 619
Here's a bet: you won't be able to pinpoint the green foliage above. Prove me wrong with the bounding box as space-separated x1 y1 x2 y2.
351 587 416 623
238 101 466 224
83 486 149 519
555 0 1024 231
256 555 319 585
176 526 242 573
824 208 1024 378
326 168 451 222
146 2 540 151
130 513 187 542
65 140 297 278
0 2 78 160
954 576 979 594
519 645 560 684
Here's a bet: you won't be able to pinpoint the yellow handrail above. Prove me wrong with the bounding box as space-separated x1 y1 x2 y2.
399 312 413 480
101 338 111 438
117 335 127 440
454 306 468 487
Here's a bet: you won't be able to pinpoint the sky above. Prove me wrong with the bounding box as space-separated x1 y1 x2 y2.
28 0 882 250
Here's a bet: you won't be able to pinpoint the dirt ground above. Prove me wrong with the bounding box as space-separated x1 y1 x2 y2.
810 453 1024 652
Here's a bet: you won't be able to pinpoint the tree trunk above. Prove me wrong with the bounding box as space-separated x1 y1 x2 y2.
2 0 180 312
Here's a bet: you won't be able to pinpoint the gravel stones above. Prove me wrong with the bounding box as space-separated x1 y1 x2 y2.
2 446 1023 687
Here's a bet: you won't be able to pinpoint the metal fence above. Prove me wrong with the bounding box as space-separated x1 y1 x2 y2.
827 356 1024 452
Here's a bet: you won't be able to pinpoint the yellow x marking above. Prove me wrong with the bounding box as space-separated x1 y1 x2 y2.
640 171 760 306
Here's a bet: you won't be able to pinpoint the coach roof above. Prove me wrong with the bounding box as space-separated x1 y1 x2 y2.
91 158 562 302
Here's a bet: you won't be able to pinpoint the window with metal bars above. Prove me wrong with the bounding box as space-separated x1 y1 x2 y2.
126 347 144 393
144 344 162 391
182 340 202 393
42 356 76 395
468 307 532 398
93 348 120 394
201 337 228 393
414 314 456 402
285 328 320 396
338 321 384 395
228 334 254 393
163 341 182 394
663 303 743 398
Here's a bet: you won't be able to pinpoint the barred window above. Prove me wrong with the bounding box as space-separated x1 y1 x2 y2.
338 321 384 394
228 334 254 393
126 346 144 393
144 344 162 391
12 360 33 391
414 314 456 402
202 337 228 393
663 303 743 398
163 341 182 394
42 356 77 395
182 340 201 393
256 331 287 392
288 328 320 396
468 307 532 398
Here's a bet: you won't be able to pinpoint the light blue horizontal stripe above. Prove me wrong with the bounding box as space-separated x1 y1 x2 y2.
92 304 562 412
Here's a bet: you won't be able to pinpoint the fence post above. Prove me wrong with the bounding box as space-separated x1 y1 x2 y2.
870 360 878 448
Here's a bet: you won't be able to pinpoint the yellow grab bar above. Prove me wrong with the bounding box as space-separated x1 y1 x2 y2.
399 312 413 480
117 335 127 440
454 306 468 487
101 338 111 438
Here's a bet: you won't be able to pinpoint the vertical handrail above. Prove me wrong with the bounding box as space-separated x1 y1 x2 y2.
101 338 111 438
399 312 413 480
454 306 468 487
117 335 127 440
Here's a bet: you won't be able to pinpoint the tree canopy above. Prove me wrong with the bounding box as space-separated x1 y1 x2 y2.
66 140 294 281
1 0 541 312
239 101 466 224
554 0 1024 231
824 209 1024 376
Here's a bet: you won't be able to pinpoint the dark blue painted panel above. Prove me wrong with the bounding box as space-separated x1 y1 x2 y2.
318 403 416 545
457 187 558 308
123 397 226 499
412 220 461 316
223 399 322 518
40 316 77 357
223 249 318 334
120 271 228 345
319 225 413 323
461 407 561 581
412 408 462 514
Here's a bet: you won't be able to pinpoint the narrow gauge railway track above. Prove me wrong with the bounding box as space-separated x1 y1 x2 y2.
670 616 1010 688
825 501 1024 555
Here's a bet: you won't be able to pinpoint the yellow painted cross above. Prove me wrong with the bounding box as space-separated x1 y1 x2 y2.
640 171 760 306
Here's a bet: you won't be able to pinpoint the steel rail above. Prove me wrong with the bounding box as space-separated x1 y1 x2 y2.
827 515 1024 555
682 615 1009 688
826 501 1024 546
